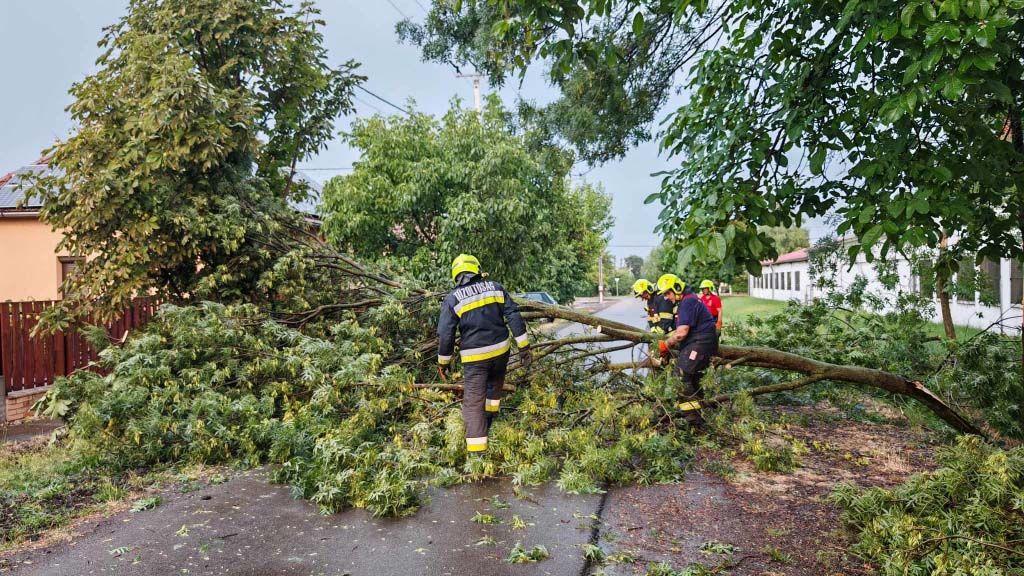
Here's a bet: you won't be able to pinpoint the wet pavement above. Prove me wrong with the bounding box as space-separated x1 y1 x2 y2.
4 470 601 576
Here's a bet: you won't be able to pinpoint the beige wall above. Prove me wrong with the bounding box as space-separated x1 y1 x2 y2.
0 216 68 302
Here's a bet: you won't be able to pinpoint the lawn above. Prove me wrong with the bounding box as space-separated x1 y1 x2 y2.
720 295 786 325
722 294 982 339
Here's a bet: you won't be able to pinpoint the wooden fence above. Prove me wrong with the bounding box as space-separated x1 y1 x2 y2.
0 299 160 394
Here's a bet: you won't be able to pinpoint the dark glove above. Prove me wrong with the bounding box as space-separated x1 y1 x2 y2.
520 348 534 369
438 364 449 382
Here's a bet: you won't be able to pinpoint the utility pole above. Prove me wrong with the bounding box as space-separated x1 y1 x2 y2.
598 253 605 303
457 73 484 112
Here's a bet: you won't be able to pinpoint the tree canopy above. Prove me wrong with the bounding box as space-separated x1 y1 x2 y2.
29 0 362 326
401 0 1024 280
320 96 613 303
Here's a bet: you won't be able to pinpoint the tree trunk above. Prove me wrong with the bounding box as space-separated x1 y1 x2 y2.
517 300 983 436
937 235 957 340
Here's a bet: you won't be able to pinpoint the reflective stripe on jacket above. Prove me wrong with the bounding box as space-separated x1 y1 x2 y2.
651 293 676 334
437 276 529 364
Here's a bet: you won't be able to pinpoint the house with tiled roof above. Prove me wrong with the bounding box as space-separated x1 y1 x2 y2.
0 157 79 302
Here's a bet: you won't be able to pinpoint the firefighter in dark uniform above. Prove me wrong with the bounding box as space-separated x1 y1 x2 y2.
437 254 532 453
631 279 658 329
662 276 719 426
651 274 678 335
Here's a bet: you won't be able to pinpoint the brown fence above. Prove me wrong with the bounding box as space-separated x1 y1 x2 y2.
0 299 160 394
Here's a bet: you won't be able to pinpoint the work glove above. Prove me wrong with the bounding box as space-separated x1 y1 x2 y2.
520 348 534 369
658 340 671 361
438 364 449 382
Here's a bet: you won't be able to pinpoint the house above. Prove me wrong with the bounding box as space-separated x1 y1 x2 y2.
0 158 78 302
749 242 1023 333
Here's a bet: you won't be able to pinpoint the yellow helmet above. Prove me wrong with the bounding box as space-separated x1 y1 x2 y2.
450 254 481 280
656 274 685 294
631 279 655 297
700 279 715 290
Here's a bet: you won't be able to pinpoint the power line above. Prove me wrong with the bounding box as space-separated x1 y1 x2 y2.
411 0 429 13
384 0 410 19
355 85 411 116
353 93 385 115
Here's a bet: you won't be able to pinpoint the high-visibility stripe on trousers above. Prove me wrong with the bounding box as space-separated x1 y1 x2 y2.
461 351 510 452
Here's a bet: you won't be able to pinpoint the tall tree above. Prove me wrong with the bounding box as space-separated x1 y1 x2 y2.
401 0 1022 280
320 97 613 304
624 254 644 277
760 227 811 256
29 0 362 326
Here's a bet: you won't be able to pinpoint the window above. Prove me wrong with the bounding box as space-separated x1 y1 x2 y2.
956 257 976 304
787 272 792 290
59 256 84 292
795 271 800 291
979 259 1001 305
1012 260 1023 305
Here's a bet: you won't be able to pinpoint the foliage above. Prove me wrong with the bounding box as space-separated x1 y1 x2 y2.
27 0 362 326
506 542 550 563
402 0 1024 281
831 436 1024 575
624 255 644 277
723 281 1022 439
48 301 699 518
760 227 810 256
320 96 613 304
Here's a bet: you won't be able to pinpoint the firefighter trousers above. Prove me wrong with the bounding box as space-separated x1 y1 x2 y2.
673 331 720 425
461 351 509 452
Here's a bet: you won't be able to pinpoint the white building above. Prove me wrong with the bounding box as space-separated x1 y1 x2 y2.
748 245 1023 334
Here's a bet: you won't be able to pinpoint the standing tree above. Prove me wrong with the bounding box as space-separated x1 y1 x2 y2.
29 0 362 327
624 254 644 277
320 96 613 304
401 0 1024 360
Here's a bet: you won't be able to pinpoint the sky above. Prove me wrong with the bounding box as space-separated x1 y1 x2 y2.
0 1 829 265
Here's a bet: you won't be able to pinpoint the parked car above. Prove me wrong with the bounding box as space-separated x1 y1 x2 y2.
516 292 558 323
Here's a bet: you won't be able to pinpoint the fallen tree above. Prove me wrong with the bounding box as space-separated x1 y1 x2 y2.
512 300 982 436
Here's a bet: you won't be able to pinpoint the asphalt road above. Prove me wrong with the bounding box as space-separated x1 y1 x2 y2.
4 302 654 576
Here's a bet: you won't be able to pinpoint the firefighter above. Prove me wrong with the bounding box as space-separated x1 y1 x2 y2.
437 254 532 454
698 279 723 332
631 279 658 329
661 276 719 427
651 274 678 335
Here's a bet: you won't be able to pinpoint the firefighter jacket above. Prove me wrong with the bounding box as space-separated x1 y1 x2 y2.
650 292 676 334
437 275 529 365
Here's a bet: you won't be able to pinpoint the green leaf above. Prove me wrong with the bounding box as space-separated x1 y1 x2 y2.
860 224 884 249
901 3 919 26
939 0 960 19
810 147 827 175
644 192 661 205
941 75 965 99
632 12 645 36
902 60 923 84
709 232 727 261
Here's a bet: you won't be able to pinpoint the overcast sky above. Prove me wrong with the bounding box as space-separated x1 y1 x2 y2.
0 1 831 266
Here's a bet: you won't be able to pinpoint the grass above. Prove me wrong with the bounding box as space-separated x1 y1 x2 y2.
0 442 104 550
724 294 982 339
720 295 787 325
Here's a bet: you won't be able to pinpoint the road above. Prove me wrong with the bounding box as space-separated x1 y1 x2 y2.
3 301 649 576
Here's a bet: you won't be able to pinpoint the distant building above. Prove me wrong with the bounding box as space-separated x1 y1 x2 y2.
749 243 1022 333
